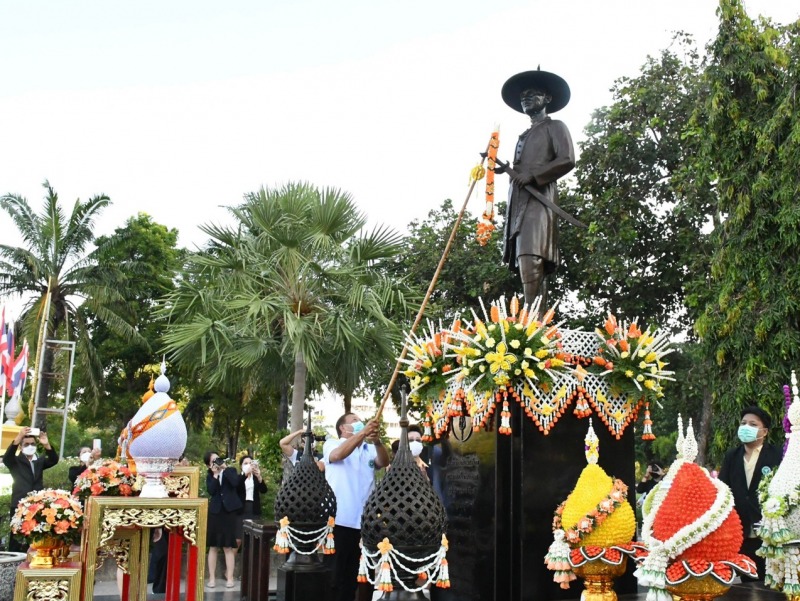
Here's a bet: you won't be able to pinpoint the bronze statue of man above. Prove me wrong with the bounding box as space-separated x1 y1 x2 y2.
498 69 575 308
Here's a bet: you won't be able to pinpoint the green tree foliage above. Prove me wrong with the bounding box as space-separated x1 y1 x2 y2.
162 182 415 433
72 213 184 432
690 0 800 456
558 34 714 334
388 199 518 322
0 182 144 425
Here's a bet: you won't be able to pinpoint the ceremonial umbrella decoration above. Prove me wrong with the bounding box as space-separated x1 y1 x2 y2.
544 420 645 600
403 295 675 439
636 416 757 600
757 370 800 595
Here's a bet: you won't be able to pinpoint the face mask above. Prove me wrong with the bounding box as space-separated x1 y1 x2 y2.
409 441 424 457
738 424 760 444
21 445 36 457
351 421 365 434
242 464 252 475
80 452 92 464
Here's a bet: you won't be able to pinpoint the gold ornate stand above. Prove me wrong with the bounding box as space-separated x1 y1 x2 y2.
572 557 627 601
666 575 730 600
13 563 81 601
79 467 206 601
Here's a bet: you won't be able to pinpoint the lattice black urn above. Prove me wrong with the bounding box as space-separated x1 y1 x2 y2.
274 412 336 571
361 390 448 599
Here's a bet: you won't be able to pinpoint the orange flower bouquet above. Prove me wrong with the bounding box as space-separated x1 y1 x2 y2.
72 459 136 503
10 489 84 546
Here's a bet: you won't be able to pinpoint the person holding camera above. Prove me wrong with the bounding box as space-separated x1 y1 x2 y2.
3 426 59 551
68 443 103 487
237 456 267 543
203 451 243 589
637 462 664 496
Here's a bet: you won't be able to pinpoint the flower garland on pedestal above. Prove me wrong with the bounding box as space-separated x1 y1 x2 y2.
273 516 335 555
586 314 674 440
399 318 465 441
398 299 675 439
544 420 643 592
757 370 800 595
357 535 450 592
445 295 572 435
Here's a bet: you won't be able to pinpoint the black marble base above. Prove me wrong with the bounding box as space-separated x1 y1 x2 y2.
435 401 637 601
276 560 331 601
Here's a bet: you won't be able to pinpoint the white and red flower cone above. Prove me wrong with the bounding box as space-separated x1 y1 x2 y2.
758 370 800 594
637 417 757 600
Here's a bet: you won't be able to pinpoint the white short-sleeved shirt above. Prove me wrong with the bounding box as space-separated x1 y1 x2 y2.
323 437 378 529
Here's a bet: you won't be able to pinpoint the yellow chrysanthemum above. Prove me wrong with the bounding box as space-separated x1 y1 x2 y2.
561 464 635 547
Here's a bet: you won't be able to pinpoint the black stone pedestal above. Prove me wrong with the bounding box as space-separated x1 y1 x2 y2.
435 400 637 601
276 553 331 601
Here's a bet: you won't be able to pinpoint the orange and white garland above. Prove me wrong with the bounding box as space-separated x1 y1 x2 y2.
476 128 499 245
400 299 675 440
273 516 335 555
358 535 450 593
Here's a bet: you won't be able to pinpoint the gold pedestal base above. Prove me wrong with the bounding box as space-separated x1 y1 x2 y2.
572 557 627 601
28 538 68 568
0 424 22 454
666 575 729 600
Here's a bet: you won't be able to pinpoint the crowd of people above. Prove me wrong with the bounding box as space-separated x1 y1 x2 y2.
0 402 785 598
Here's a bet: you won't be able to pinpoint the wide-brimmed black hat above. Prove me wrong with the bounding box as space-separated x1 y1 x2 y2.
501 69 571 114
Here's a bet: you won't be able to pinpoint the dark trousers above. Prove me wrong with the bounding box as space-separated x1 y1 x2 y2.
325 525 373 601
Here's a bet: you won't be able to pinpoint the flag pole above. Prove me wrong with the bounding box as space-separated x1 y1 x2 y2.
30 278 53 428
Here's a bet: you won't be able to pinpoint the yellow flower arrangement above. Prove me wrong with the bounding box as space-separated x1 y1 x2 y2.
559 464 635 547
447 295 569 396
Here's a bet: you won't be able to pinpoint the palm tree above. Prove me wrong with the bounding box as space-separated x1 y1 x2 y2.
162 182 415 431
0 181 144 427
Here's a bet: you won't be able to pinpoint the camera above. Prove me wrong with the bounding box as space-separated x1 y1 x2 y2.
29 427 40 437
213 457 225 467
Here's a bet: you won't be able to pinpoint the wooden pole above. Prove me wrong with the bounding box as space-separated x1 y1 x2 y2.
375 137 494 420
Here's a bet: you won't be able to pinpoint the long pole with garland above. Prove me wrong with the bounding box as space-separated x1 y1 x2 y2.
374 129 499 421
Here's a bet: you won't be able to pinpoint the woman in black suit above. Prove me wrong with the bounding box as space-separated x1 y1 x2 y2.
237 455 267 544
204 451 243 589
719 406 782 577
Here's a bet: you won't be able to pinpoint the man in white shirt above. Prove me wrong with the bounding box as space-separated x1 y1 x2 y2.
324 413 389 601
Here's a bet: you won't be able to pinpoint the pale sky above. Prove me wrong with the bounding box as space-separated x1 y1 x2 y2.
0 0 795 254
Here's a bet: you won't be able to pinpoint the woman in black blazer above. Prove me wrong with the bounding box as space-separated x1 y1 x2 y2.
237 455 268 543
204 451 243 589
718 406 782 577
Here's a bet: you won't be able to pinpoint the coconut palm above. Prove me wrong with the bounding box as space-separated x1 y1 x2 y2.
161 182 415 431
0 181 144 426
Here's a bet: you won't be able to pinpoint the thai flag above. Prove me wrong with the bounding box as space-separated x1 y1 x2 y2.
0 318 12 391
9 340 28 400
